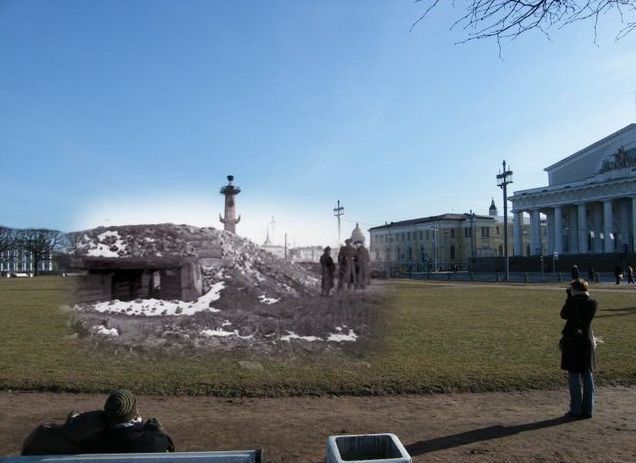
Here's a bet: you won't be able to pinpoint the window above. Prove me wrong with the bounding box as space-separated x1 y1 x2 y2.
451 229 455 239
419 231 423 240
407 232 411 241
425 230 429 240
496 226 500 235
465 228 472 238
450 245 455 259
481 227 489 238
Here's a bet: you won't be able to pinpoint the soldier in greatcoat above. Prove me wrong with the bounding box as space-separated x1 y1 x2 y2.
319 247 336 296
337 239 357 291
354 241 370 289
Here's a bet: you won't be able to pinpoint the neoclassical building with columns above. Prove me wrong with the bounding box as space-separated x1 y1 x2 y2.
510 123 636 257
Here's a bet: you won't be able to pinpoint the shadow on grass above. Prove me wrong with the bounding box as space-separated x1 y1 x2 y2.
405 416 571 456
596 306 636 318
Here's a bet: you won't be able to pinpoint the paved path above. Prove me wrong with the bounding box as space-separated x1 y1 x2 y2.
1 386 635 462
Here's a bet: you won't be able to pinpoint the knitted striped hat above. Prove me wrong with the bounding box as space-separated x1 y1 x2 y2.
104 389 138 423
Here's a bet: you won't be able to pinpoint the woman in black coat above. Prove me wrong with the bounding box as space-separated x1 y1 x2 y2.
560 279 597 419
570 264 580 280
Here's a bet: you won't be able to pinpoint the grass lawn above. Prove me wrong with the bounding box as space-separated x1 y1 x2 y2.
0 277 634 396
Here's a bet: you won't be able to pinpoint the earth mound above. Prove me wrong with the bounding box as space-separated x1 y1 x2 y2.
69 224 377 352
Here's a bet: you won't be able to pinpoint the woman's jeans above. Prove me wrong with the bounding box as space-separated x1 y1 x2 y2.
568 371 594 416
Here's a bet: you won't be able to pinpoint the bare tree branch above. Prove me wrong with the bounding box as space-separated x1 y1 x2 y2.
0 226 16 255
62 231 87 256
16 228 64 276
413 0 636 43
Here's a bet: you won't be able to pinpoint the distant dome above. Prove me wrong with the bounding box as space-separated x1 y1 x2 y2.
489 198 498 217
350 223 365 245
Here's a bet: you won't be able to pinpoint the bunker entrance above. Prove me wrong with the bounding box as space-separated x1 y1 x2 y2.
69 256 202 304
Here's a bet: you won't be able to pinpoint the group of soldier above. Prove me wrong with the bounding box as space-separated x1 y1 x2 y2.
319 239 370 296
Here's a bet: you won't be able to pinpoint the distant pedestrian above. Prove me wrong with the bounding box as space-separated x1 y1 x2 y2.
560 279 597 419
337 242 346 291
614 265 623 285
587 267 594 281
320 247 335 297
570 265 579 280
627 265 634 284
354 241 370 289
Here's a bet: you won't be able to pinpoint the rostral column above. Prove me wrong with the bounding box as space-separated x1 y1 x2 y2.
219 175 241 233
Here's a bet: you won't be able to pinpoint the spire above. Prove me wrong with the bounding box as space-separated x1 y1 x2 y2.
489 197 498 217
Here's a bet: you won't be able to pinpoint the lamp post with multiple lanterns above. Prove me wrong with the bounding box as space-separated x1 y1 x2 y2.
496 161 513 281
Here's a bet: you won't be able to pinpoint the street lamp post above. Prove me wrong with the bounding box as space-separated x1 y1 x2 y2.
496 160 513 281
385 222 392 276
470 210 476 267
333 200 344 245
431 224 439 272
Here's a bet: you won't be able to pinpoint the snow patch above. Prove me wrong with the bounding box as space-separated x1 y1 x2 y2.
92 325 119 336
200 329 254 340
327 329 358 342
280 331 322 342
85 231 128 257
85 244 119 257
77 282 225 317
258 295 280 305
200 329 235 337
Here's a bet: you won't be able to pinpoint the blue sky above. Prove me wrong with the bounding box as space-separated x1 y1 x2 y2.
1 0 635 246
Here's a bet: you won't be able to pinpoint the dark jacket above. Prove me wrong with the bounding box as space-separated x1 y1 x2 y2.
22 411 173 455
355 246 370 284
85 418 174 453
560 294 597 373
22 411 108 455
337 246 347 275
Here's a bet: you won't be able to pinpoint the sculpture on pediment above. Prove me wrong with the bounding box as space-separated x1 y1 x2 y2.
598 146 636 173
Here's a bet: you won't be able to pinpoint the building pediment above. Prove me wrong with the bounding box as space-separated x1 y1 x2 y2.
544 124 636 186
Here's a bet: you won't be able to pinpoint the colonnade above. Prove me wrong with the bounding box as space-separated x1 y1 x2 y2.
512 196 636 256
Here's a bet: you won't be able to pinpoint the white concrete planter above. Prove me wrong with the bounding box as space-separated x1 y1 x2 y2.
325 433 411 463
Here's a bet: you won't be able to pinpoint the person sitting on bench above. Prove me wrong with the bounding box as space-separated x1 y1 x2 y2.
22 389 174 455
